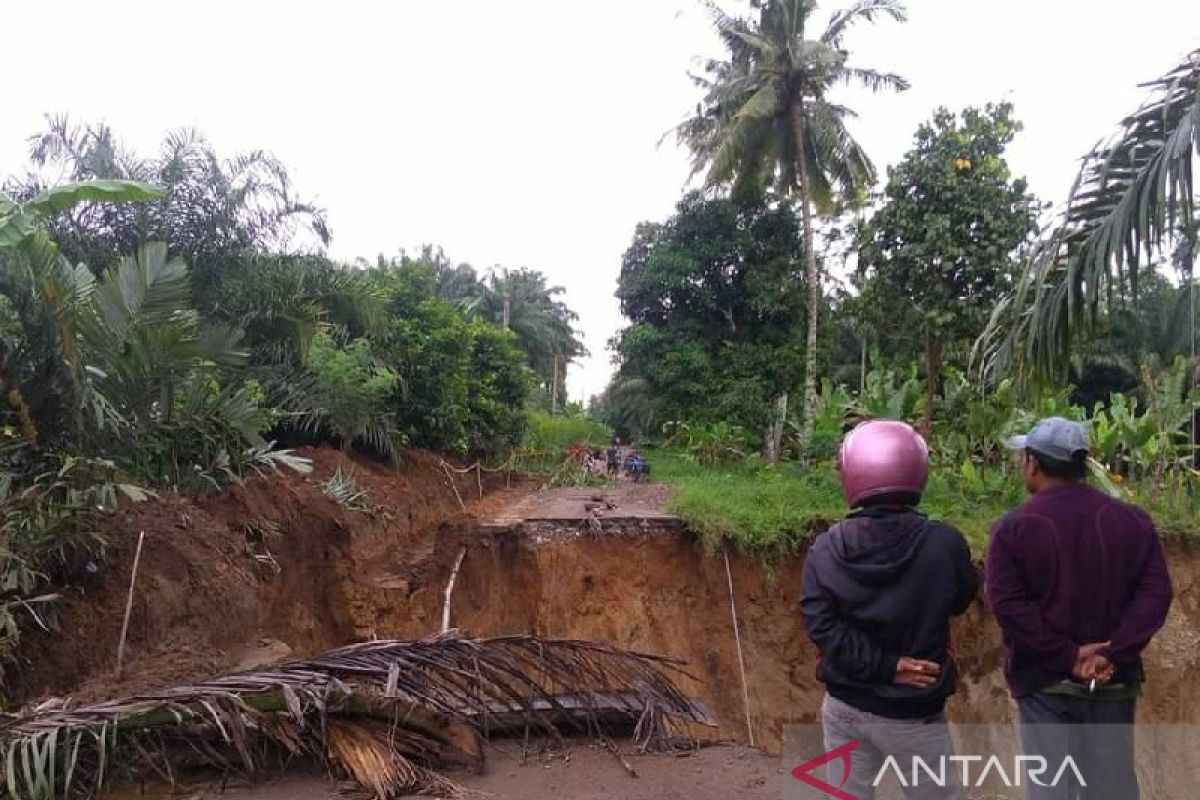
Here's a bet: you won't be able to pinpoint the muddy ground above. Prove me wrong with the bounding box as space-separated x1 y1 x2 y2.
14 450 1200 797
105 740 780 800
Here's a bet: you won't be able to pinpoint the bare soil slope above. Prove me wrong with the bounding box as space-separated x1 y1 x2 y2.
15 466 1200 764
13 448 526 702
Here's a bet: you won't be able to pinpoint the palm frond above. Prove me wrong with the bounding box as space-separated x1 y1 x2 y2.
838 66 911 93
19 118 330 269
804 100 875 211
0 634 710 799
74 243 249 430
702 0 767 64
86 243 190 343
205 255 383 364
822 0 908 47
680 0 905 211
982 49 1200 382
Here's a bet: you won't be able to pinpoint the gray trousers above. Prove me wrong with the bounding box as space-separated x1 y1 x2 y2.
1017 692 1138 800
822 694 960 800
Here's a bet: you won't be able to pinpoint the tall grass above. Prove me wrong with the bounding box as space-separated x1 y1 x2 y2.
505 411 613 478
650 452 1024 556
522 411 611 453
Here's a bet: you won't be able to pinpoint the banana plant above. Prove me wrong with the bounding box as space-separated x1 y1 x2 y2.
1088 401 1126 467
798 379 855 461
0 179 164 449
1089 393 1155 476
0 180 162 250
1139 357 1200 482
858 364 924 422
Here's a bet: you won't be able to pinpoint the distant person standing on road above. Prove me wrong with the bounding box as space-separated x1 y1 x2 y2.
987 417 1173 800
606 437 621 477
801 420 978 800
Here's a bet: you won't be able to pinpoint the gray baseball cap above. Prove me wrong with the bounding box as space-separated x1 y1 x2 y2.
1005 416 1090 462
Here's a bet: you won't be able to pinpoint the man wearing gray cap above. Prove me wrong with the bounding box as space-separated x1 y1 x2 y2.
986 417 1173 799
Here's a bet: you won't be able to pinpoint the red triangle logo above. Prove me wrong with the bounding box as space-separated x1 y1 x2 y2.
791 739 859 800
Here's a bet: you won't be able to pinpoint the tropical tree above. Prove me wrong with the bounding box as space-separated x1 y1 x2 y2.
0 180 164 451
12 117 329 289
858 103 1038 434
204 254 383 366
404 245 484 305
372 262 530 456
72 244 248 432
611 191 806 451
369 251 581 414
979 49 1200 383
591 376 658 442
475 267 586 410
678 0 909 459
2 238 280 487
299 333 401 460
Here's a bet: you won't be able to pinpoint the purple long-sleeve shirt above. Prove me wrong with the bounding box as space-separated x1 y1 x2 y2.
985 482 1173 698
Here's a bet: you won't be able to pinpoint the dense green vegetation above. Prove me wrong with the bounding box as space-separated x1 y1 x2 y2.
0 0 1197 693
0 121 586 661
608 191 805 445
857 103 1039 433
598 3 1198 555
677 0 908 457
651 358 1200 555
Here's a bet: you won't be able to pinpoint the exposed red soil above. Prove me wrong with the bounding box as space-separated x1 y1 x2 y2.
12 447 531 703
14 458 1200 798
432 526 1200 750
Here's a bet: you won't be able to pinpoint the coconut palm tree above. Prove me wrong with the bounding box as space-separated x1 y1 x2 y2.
979 49 1200 383
678 0 909 461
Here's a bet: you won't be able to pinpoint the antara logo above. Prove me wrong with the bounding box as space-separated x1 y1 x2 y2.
790 740 1087 798
791 739 859 800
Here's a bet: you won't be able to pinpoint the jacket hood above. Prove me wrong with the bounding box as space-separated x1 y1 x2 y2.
827 509 929 586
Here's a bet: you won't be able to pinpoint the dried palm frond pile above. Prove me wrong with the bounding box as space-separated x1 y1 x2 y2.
0 633 711 799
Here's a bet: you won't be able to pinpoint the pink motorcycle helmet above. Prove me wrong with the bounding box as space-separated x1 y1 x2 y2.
838 420 929 508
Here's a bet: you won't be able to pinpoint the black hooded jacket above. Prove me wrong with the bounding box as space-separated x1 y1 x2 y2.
800 508 979 719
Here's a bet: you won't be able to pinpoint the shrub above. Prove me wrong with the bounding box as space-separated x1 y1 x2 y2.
663 421 749 464
300 333 401 459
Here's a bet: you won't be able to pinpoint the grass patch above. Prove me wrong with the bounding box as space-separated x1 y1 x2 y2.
522 411 611 453
650 453 844 553
508 411 612 478
649 452 1025 556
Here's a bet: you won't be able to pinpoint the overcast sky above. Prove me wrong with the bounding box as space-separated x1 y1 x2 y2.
3 1 1198 402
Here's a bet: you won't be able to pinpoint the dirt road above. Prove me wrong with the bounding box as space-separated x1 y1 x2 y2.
106 742 781 800
482 483 676 527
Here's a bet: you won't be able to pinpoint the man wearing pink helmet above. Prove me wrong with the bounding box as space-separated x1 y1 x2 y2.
801 420 978 799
